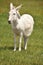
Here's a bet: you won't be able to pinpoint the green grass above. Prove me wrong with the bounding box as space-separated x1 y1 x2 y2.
0 0 43 65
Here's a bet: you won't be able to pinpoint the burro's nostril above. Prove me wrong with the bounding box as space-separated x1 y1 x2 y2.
8 20 11 24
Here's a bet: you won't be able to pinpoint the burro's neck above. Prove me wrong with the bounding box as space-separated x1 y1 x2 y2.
12 18 20 29
12 12 21 29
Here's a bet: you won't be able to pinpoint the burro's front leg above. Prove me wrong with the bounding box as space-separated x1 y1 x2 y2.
14 34 16 51
19 32 23 51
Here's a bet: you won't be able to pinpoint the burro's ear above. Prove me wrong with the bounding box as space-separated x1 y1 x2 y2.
16 4 22 11
10 3 14 10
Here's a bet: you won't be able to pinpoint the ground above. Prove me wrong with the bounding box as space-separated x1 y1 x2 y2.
0 0 43 65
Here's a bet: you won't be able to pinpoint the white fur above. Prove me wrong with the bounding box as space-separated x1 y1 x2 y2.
8 3 34 51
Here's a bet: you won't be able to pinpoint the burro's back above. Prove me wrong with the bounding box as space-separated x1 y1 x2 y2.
18 14 34 37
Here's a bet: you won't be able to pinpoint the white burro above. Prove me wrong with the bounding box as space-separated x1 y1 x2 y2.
8 3 34 51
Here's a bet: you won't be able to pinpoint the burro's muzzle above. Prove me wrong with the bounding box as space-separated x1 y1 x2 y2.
8 20 11 24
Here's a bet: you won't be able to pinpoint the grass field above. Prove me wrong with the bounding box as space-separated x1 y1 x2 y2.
0 0 43 65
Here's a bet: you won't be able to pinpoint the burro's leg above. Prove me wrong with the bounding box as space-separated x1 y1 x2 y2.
24 37 28 50
19 32 23 51
14 34 16 51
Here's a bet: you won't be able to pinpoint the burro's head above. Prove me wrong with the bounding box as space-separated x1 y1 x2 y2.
8 3 22 24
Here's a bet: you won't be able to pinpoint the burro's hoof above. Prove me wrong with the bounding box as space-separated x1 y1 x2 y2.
14 49 16 51
25 47 27 50
19 48 21 51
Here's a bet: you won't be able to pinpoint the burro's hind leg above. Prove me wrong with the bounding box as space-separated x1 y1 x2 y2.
24 36 28 50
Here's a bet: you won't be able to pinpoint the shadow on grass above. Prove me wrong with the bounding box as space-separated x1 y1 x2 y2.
0 46 24 51
0 46 13 51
